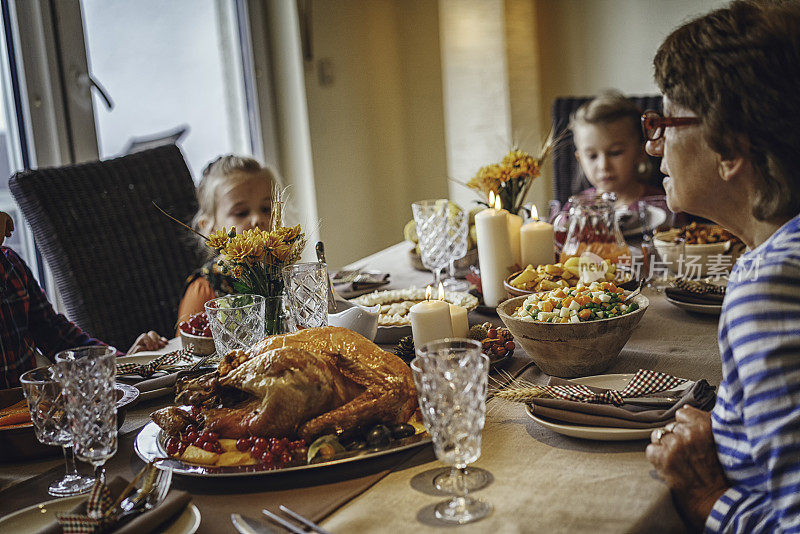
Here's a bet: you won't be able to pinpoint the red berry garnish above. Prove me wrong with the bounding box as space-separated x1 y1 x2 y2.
178 442 187 455
185 424 197 434
166 439 179 455
180 433 191 444
236 438 251 452
487 328 498 338
281 452 292 465
186 431 198 443
207 432 219 441
202 326 212 337
194 437 205 447
270 442 284 455
254 437 268 449
202 441 216 452
260 451 274 464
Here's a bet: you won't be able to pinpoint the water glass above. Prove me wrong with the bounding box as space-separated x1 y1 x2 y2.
412 200 450 286
282 262 329 329
20 366 95 496
443 207 470 292
55 346 117 490
205 294 266 355
411 338 493 524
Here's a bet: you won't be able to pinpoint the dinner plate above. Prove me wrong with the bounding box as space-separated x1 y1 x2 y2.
525 374 675 441
374 324 411 344
135 421 431 478
0 495 200 533
665 296 722 316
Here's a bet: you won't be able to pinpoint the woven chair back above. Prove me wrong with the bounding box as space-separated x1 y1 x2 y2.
9 144 204 350
551 95 665 208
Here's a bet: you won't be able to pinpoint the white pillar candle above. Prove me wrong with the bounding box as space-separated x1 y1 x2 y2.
410 299 453 349
475 193 514 307
521 219 555 268
507 213 523 267
448 303 469 338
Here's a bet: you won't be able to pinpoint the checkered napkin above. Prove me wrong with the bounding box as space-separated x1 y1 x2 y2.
56 479 114 534
115 346 195 378
536 369 687 407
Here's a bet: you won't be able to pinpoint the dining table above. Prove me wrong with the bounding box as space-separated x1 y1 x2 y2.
0 241 723 533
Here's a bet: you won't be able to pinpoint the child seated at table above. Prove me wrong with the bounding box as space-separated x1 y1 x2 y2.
177 155 278 325
0 211 167 389
569 90 665 210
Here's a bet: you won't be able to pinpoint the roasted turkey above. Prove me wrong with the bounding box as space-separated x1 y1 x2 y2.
152 326 417 442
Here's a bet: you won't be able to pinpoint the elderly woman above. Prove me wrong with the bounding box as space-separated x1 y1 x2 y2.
643 1 800 532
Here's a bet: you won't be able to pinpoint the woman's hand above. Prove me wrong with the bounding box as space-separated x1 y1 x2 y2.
127 331 168 354
0 211 14 246
646 405 730 530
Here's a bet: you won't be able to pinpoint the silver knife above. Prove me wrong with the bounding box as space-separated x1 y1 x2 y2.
231 513 282 534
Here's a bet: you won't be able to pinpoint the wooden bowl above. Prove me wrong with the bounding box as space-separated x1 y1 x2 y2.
496 293 649 378
180 330 216 355
504 270 535 299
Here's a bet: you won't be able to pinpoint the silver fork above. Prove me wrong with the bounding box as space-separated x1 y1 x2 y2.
112 464 173 523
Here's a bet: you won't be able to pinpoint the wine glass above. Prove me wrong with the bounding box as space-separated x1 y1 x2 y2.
412 200 450 286
411 338 493 524
442 208 470 292
638 196 680 290
282 261 329 329
19 366 95 497
55 346 117 497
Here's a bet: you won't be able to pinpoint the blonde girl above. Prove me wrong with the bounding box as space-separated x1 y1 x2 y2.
569 90 663 208
177 155 277 324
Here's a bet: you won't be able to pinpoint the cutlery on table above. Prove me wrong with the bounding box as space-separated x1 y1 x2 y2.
233 511 330 534
315 241 338 314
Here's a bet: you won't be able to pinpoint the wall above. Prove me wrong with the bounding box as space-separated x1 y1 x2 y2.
304 0 447 268
533 0 726 205
302 0 728 266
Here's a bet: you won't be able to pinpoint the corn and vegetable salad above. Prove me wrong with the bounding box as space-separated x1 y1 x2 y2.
512 281 639 323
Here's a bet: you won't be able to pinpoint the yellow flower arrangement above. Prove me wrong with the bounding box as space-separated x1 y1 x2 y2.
206 224 306 298
466 144 551 214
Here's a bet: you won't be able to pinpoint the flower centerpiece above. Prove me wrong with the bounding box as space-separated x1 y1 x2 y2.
466 145 550 215
156 188 306 336
203 196 306 335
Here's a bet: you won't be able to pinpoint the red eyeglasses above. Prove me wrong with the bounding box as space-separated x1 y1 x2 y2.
641 110 700 141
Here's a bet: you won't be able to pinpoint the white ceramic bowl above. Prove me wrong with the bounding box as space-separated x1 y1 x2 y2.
328 300 380 341
654 229 738 277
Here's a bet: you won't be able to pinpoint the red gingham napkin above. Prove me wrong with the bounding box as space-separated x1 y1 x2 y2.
536 369 688 407
115 346 195 378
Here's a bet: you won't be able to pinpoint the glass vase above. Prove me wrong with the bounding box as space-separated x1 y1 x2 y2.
264 294 295 336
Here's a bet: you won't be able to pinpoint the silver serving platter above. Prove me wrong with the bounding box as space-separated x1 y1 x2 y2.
134 421 431 477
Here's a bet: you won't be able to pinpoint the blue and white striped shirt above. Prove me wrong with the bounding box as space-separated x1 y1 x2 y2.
707 214 800 533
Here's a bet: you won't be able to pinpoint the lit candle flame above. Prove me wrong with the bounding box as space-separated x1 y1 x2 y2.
437 282 445 300
488 190 496 209
530 204 539 221
493 193 502 211
425 285 432 300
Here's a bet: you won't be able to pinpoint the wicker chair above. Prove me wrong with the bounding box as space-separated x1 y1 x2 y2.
9 145 204 350
551 95 665 208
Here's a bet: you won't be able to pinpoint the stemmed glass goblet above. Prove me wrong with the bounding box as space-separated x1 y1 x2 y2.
412 338 493 524
442 208 470 292
412 200 450 286
20 366 96 497
55 346 118 500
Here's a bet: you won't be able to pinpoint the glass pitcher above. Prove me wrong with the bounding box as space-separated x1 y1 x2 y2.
558 192 630 263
